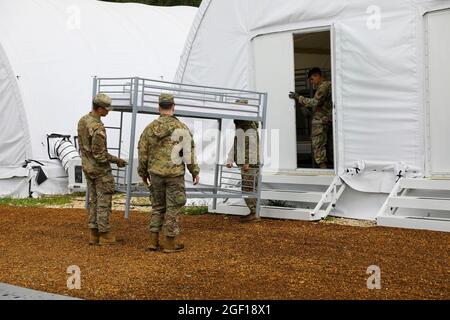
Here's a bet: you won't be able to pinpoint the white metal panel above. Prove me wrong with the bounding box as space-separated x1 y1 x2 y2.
210 204 321 221
388 196 450 211
426 9 450 175
400 178 450 190
261 190 325 202
377 216 450 232
252 32 297 171
262 173 335 185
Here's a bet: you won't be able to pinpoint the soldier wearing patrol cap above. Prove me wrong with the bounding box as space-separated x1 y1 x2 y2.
289 67 333 169
226 99 261 223
138 93 200 253
77 93 128 246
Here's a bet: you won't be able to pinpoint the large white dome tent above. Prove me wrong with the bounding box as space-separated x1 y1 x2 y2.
0 0 197 197
175 0 450 231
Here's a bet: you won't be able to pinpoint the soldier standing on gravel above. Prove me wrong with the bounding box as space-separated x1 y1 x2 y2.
226 99 261 223
77 93 128 246
138 93 200 253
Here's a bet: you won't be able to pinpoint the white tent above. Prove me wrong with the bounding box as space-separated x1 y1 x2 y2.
175 0 450 231
0 0 197 197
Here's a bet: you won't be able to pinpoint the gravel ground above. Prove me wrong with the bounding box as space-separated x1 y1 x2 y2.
0 205 448 300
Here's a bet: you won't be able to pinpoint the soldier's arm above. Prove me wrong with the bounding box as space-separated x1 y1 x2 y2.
137 129 149 178
244 129 259 165
226 143 235 166
91 127 113 164
186 129 200 177
298 83 330 109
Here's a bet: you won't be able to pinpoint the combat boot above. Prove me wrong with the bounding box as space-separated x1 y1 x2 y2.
99 231 117 245
146 232 159 251
89 228 100 245
240 212 260 223
162 236 184 253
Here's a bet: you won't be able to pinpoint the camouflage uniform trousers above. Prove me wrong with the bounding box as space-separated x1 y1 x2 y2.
149 174 186 237
311 117 333 166
240 165 259 214
85 173 116 233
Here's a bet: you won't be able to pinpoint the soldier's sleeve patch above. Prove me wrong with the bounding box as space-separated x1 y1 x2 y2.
97 130 106 138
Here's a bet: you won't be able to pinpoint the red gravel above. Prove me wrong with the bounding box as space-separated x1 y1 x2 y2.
0 206 448 300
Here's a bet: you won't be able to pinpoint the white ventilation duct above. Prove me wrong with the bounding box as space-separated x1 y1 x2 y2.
52 138 80 172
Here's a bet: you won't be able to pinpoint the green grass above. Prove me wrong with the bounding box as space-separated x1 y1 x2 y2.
0 194 81 207
180 206 209 215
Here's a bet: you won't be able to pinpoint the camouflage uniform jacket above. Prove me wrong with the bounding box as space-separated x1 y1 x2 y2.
227 121 260 166
298 80 333 121
138 114 200 178
77 112 120 178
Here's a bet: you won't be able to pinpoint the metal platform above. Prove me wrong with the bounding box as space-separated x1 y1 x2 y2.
377 177 450 232
211 171 345 221
90 77 268 218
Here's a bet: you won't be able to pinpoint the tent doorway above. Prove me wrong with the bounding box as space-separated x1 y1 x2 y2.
293 31 334 170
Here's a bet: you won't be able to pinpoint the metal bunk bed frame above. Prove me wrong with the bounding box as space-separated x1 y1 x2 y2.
90 76 268 219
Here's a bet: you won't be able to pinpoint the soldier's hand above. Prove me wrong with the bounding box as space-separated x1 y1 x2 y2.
117 158 128 168
193 175 200 186
142 176 150 186
226 163 233 169
243 164 250 172
288 91 299 100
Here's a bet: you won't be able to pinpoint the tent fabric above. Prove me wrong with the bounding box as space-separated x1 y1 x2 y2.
0 0 197 197
0 44 31 173
174 0 450 220
175 0 450 193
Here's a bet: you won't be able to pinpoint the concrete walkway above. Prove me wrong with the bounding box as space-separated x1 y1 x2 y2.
0 283 80 300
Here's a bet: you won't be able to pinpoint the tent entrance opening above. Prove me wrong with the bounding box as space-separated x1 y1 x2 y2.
293 31 333 170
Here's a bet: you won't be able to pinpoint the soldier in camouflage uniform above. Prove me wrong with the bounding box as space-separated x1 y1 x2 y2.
138 93 200 253
289 68 333 169
77 93 128 245
226 99 261 223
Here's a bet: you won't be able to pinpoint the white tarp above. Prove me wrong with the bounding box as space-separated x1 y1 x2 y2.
175 0 450 190
0 0 197 197
0 44 31 176
174 0 450 219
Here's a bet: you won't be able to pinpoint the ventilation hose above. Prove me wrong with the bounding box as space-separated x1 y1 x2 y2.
53 138 81 172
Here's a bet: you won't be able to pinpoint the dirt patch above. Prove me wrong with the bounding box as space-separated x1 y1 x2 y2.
0 205 448 300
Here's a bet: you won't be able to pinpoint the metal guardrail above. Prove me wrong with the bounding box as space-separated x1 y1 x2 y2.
96 77 265 122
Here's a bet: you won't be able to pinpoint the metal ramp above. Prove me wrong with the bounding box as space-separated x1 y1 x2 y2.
211 172 346 221
377 178 450 232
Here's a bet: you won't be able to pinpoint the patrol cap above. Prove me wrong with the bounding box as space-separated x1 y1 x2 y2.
308 67 322 79
93 93 112 111
159 93 175 107
235 99 249 105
